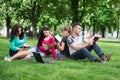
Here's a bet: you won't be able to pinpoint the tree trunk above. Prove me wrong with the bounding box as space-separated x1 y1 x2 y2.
71 0 78 23
79 0 85 22
101 27 105 38
116 18 119 38
6 14 11 38
32 21 37 38
30 1 42 38
93 25 95 35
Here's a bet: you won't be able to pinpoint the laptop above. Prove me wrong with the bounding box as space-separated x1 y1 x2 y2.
32 52 53 64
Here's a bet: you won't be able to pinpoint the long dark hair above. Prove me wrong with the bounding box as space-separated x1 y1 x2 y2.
10 24 24 41
37 27 50 47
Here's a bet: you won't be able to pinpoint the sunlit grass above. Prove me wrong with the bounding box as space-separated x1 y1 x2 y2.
0 37 120 80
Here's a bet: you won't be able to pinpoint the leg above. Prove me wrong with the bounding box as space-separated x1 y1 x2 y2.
92 43 104 57
56 51 67 60
10 50 30 60
28 46 38 56
87 43 111 62
28 46 45 57
86 43 104 57
71 48 97 61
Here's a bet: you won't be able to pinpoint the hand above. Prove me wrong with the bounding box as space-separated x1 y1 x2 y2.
18 47 26 51
56 42 60 46
87 40 94 46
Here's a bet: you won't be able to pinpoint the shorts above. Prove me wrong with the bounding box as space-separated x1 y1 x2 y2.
9 49 18 57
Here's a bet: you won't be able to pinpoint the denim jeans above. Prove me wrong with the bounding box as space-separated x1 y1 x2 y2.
57 52 67 59
70 43 104 61
28 46 45 57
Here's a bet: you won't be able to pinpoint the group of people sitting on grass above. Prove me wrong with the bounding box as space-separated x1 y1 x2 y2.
5 23 111 63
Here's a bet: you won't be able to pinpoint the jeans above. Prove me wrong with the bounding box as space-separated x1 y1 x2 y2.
57 51 67 59
70 43 104 61
28 46 45 57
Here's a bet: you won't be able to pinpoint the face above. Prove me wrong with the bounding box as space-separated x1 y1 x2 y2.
62 30 69 37
18 28 22 35
62 30 67 37
73 25 82 35
43 30 50 36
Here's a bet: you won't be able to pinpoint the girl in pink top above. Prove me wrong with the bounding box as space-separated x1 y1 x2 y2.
37 27 56 59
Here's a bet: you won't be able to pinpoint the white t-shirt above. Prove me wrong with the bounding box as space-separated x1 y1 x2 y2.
67 33 83 55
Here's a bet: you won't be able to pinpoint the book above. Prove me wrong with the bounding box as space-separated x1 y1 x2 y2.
91 35 100 42
22 43 30 48
42 43 49 50
55 35 62 42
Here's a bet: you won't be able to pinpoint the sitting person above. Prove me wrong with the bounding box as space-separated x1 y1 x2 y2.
56 27 71 60
67 23 111 63
5 24 31 61
28 27 56 59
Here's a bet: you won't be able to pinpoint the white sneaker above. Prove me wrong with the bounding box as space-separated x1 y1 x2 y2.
4 57 11 62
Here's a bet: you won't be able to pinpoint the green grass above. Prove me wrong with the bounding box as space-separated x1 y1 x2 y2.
0 37 120 80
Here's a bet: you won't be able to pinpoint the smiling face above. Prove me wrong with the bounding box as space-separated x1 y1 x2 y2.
43 30 50 36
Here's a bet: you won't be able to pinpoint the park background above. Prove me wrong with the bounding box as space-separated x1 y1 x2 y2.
0 0 120 80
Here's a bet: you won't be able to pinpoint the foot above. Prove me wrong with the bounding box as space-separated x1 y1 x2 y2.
4 57 11 62
105 52 111 61
94 58 106 63
101 52 111 62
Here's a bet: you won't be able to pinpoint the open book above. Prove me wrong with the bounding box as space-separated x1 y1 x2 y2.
22 43 30 48
91 34 100 42
55 35 62 42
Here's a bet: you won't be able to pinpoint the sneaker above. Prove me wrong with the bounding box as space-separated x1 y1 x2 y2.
101 52 111 61
101 55 106 61
5 58 11 62
4 57 11 62
105 52 111 61
94 58 106 63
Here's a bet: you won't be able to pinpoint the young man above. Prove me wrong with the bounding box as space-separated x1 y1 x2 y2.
67 23 111 63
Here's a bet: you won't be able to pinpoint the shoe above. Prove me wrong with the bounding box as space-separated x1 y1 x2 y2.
105 52 111 61
101 52 111 61
4 57 11 62
94 58 106 63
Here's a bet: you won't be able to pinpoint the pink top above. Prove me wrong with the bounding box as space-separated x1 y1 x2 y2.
38 36 56 59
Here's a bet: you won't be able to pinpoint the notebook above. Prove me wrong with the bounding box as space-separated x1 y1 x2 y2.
32 52 53 64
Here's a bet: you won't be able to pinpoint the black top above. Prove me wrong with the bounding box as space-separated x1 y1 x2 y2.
60 36 70 57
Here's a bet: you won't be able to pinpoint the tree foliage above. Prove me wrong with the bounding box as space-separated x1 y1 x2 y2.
0 0 120 38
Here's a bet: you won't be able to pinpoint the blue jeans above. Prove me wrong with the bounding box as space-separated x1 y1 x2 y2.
70 43 104 61
57 52 67 59
28 46 45 57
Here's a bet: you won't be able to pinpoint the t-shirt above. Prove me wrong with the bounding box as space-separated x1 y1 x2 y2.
60 36 70 57
67 33 83 55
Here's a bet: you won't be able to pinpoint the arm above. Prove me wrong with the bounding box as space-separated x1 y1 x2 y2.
70 40 94 50
49 36 57 59
57 42 65 51
10 39 19 51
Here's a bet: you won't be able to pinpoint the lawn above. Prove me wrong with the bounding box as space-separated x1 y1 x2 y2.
0 37 120 80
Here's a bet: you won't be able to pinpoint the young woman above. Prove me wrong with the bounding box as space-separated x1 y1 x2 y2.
5 24 31 61
56 27 71 59
28 27 56 59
